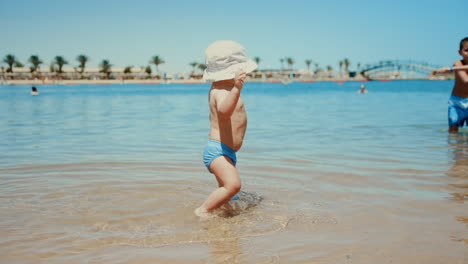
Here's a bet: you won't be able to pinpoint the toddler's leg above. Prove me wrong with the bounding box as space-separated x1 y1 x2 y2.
195 155 241 215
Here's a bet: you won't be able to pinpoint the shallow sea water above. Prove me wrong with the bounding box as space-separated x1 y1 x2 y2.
0 81 467 263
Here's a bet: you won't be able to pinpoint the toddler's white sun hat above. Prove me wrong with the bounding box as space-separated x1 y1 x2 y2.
203 40 257 82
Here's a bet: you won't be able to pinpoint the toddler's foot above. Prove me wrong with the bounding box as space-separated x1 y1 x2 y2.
194 207 214 220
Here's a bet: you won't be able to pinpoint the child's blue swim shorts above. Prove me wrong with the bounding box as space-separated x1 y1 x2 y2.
203 140 237 173
448 95 468 127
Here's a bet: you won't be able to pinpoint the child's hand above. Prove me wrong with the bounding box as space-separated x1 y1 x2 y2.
234 71 246 89
435 67 451 74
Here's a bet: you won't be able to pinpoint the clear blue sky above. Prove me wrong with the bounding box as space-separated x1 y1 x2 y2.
1 0 466 73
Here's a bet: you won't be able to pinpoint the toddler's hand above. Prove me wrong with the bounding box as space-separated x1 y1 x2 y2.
234 71 246 89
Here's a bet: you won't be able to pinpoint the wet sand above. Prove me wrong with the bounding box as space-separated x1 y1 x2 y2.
0 159 466 264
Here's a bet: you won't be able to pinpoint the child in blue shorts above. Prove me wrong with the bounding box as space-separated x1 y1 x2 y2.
194 40 257 218
436 37 468 133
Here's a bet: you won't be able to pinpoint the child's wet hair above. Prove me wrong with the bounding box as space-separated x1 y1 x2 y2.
460 37 468 50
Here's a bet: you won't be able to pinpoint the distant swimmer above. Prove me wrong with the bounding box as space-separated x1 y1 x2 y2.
358 84 368 94
31 86 39 96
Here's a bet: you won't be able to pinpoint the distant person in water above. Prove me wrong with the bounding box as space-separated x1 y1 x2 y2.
194 40 257 218
434 37 468 133
358 84 368 93
31 86 39 96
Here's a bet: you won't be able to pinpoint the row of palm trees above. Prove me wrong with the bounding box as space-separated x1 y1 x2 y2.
2 53 357 78
1 54 166 77
3 54 86 73
188 56 354 75
282 57 356 75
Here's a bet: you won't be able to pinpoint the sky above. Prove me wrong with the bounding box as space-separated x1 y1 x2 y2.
1 0 467 73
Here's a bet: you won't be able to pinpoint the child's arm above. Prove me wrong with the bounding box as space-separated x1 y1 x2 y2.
454 61 468 84
215 72 246 119
434 64 468 74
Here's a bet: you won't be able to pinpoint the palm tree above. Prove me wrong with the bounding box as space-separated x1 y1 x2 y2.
280 58 284 71
343 58 350 76
28 55 43 73
339 60 343 76
305 60 312 72
314 63 319 73
326 65 333 78
286 57 294 70
76 54 88 75
189 62 198 76
150 55 165 75
124 66 132 74
254 57 261 69
145 65 152 77
3 54 17 73
198 64 207 72
123 66 132 79
99 59 112 79
54 56 68 74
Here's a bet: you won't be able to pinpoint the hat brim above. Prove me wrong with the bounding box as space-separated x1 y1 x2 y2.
203 59 258 82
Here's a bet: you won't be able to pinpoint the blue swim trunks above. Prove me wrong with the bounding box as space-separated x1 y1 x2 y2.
448 95 468 127
203 140 237 173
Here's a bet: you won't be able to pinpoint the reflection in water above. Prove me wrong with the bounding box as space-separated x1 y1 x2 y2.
201 192 284 264
447 134 468 197
207 231 243 263
216 191 264 217
446 133 468 244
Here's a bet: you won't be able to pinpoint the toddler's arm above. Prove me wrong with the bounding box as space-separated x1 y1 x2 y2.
215 72 246 119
